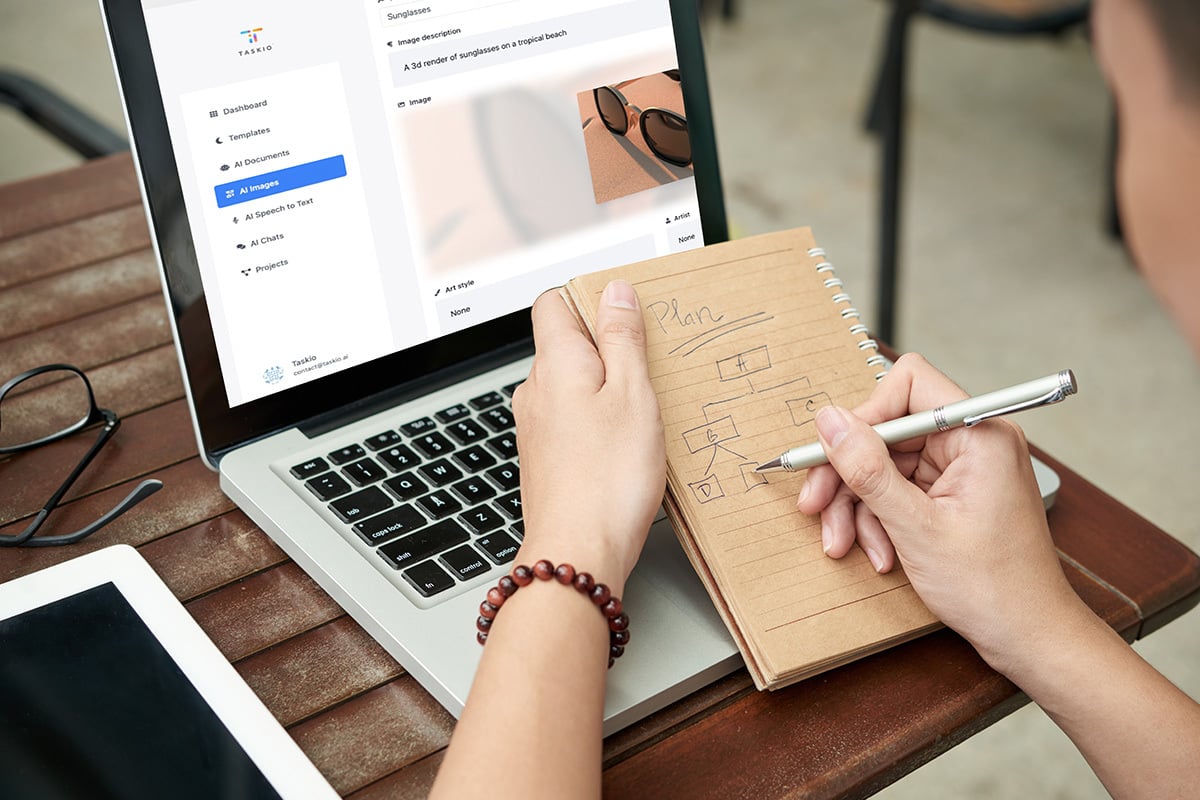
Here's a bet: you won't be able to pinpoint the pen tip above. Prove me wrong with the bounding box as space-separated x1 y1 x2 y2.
755 458 782 473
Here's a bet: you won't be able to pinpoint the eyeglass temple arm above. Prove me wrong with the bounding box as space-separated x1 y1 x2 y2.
15 478 164 547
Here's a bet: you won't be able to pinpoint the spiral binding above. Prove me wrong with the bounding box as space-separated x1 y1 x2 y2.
808 247 886 381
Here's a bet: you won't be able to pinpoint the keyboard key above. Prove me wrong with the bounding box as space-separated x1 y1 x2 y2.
290 457 329 480
495 490 523 520
353 504 427 545
469 391 504 410
364 430 403 450
342 457 387 487
502 380 524 396
476 531 520 565
382 472 427 501
305 472 352 502
378 443 420 472
486 433 518 461
417 489 463 519
378 519 469 569
486 463 520 491
451 476 497 504
402 560 456 597
435 404 471 423
453 445 497 473
330 486 393 523
445 418 487 446
510 520 525 541
400 417 437 437
440 545 490 580
459 504 506 535
328 444 366 465
479 407 514 432
412 431 454 459
418 459 463 487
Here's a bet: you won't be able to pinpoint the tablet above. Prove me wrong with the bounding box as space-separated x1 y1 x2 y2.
0 545 339 800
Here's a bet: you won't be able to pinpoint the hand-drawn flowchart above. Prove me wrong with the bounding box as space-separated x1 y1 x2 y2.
670 320 834 506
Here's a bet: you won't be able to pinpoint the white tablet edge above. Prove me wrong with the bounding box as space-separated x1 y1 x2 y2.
0 544 340 800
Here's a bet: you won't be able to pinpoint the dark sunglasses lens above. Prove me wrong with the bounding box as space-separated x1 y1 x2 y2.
642 111 690 166
0 368 93 449
595 88 629 134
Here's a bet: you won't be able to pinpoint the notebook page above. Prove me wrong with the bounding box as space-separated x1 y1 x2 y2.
564 228 937 687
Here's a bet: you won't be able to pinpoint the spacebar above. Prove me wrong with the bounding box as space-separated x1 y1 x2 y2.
377 518 469 569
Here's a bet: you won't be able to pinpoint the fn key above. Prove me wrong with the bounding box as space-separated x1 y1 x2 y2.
403 560 455 597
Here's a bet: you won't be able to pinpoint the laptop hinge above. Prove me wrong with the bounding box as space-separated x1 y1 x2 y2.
293 339 534 440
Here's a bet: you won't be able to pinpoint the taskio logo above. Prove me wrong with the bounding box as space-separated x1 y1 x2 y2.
262 365 284 385
240 27 263 44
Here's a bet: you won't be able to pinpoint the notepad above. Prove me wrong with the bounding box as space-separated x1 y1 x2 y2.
561 227 940 689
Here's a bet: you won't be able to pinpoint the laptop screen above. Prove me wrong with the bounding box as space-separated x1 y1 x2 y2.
104 0 725 454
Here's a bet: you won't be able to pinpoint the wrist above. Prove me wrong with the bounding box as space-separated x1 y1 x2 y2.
969 589 1101 684
515 531 630 596
478 559 632 669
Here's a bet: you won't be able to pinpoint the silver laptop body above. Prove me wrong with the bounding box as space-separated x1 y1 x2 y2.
100 0 742 735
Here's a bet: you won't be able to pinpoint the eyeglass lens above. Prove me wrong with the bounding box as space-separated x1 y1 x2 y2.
642 111 690 166
0 367 95 451
594 87 630 135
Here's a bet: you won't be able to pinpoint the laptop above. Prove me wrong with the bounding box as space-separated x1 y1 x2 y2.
99 0 743 734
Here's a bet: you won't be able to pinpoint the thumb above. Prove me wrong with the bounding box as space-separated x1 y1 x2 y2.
592 280 650 388
815 406 927 531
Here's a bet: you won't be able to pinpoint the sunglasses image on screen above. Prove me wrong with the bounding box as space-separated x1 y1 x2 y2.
592 85 691 167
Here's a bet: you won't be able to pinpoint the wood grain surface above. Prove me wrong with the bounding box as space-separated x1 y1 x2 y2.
2 154 1197 799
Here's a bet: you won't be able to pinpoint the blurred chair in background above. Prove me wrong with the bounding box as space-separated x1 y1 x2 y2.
1 70 127 159
862 0 1092 345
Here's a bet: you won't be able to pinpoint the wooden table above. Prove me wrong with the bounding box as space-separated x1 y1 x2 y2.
3 154 1198 799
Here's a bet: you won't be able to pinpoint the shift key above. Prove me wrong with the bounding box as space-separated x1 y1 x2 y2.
378 519 469 570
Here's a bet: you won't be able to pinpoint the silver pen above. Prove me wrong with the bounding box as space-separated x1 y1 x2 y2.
755 369 1077 473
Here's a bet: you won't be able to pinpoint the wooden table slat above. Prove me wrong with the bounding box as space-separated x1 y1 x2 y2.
234 617 404 728
0 295 172 376
186 561 346 662
0 249 161 340
289 678 455 796
0 204 151 291
137 509 288 602
346 752 444 800
0 154 142 241
1038 447 1200 634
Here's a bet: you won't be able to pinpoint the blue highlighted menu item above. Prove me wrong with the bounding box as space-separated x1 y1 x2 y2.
215 155 346 207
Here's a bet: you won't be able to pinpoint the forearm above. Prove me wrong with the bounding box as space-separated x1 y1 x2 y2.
429 568 618 800
998 600 1200 799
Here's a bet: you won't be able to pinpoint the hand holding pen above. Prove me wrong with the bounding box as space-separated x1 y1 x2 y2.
757 369 1077 473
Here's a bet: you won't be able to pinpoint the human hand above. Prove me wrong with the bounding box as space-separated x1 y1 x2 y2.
796 354 1087 673
511 280 665 593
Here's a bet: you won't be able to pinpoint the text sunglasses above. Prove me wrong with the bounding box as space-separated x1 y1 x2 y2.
592 82 691 168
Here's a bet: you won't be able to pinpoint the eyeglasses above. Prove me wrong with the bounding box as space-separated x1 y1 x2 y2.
592 78 691 168
0 364 162 547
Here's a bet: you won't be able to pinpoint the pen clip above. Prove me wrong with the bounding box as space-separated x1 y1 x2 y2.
963 384 1072 427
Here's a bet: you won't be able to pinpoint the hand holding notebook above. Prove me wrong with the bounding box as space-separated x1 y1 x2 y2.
561 227 940 689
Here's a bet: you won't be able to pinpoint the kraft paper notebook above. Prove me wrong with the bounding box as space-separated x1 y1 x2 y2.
561 227 940 690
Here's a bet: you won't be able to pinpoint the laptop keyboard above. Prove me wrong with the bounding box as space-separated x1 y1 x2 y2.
288 381 526 601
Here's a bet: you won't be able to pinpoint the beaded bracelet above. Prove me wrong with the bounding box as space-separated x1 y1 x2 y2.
476 559 631 668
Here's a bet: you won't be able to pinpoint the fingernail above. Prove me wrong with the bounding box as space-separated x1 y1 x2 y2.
865 546 884 572
602 280 638 310
816 406 849 450
821 522 832 554
797 480 811 507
